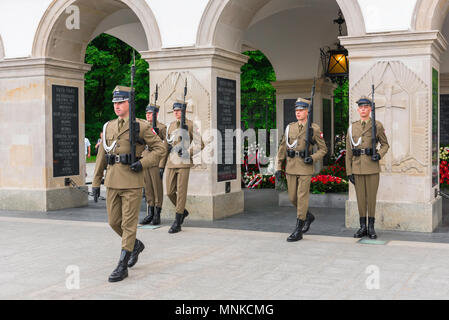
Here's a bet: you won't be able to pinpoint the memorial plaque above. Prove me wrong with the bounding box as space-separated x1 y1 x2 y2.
441 94 449 146
52 85 79 177
283 99 297 130
322 98 332 166
432 69 438 187
217 77 237 182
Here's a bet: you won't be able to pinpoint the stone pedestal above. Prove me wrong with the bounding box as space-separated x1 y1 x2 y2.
0 58 91 211
272 78 337 172
340 31 447 232
142 48 248 220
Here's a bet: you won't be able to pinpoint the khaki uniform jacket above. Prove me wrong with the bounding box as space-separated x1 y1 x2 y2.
276 122 328 175
93 118 166 189
345 119 389 175
142 120 169 168
166 119 204 169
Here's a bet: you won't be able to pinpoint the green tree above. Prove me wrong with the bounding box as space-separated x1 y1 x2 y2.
333 79 349 137
241 51 276 130
84 34 149 150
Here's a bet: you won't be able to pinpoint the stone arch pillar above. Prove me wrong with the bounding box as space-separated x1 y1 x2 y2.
0 0 162 211
413 0 449 31
0 35 4 60
196 0 366 50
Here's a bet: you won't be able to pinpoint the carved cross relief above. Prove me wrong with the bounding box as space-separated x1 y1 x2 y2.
350 61 428 175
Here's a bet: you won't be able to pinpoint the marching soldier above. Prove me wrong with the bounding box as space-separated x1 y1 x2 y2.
165 99 204 234
92 86 166 282
140 104 169 226
346 96 389 239
275 98 327 242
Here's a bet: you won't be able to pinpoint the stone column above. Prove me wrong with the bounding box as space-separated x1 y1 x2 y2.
272 78 337 172
0 58 91 211
340 31 447 232
141 47 248 221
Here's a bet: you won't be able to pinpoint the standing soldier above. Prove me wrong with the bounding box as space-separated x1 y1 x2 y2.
92 86 166 282
275 98 327 242
140 104 169 226
346 96 389 239
165 99 203 234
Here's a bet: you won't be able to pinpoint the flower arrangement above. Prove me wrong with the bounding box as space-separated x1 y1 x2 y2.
310 175 348 194
243 172 276 189
318 163 347 179
440 147 449 188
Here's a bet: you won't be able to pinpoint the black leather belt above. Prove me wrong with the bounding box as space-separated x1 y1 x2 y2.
287 149 306 158
106 154 133 165
352 148 374 156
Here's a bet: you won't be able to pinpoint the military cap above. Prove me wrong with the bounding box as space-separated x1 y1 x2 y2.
356 96 373 107
295 98 310 110
112 86 133 103
173 99 186 111
146 104 160 113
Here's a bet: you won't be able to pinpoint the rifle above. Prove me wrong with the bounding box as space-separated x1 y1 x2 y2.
371 84 377 160
181 79 187 130
129 50 142 164
152 84 159 134
304 79 316 160
179 79 188 158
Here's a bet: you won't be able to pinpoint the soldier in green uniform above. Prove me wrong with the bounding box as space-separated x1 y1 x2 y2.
140 104 169 226
346 96 389 239
165 100 203 234
275 98 328 242
92 86 166 282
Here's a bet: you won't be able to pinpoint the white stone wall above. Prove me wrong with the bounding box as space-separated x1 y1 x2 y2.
0 1 429 60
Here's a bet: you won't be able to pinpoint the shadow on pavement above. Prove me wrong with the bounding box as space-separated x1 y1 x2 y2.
2 188 449 244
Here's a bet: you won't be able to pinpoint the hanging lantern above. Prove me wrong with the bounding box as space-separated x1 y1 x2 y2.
327 47 348 77
320 10 349 83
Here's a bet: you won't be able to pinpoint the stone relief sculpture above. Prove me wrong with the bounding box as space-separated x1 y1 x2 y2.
350 61 428 175
152 71 211 169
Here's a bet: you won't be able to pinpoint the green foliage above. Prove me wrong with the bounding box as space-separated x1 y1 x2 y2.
241 51 276 130
84 34 149 152
333 79 349 137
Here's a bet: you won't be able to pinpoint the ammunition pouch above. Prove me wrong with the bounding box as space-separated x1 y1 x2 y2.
106 154 133 165
287 149 306 159
352 148 374 157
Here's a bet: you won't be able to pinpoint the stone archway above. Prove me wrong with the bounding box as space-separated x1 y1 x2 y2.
32 0 162 62
0 0 163 212
413 0 449 31
196 0 366 51
0 34 4 60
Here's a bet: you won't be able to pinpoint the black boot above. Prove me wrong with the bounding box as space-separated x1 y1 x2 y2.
181 209 189 224
368 217 377 239
152 207 162 225
127 239 145 268
302 211 315 234
287 219 305 242
354 217 368 238
140 205 154 225
168 213 183 234
108 250 131 282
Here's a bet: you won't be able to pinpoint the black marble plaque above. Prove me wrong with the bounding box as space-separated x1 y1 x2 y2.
52 85 79 177
322 98 332 166
283 99 297 130
217 77 237 182
441 94 449 146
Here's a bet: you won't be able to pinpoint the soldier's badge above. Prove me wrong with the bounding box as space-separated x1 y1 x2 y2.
320 132 324 139
151 128 157 135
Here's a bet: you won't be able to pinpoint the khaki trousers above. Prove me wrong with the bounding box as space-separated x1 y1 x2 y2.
144 167 163 208
354 174 380 218
106 187 142 252
286 174 312 220
166 168 190 214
